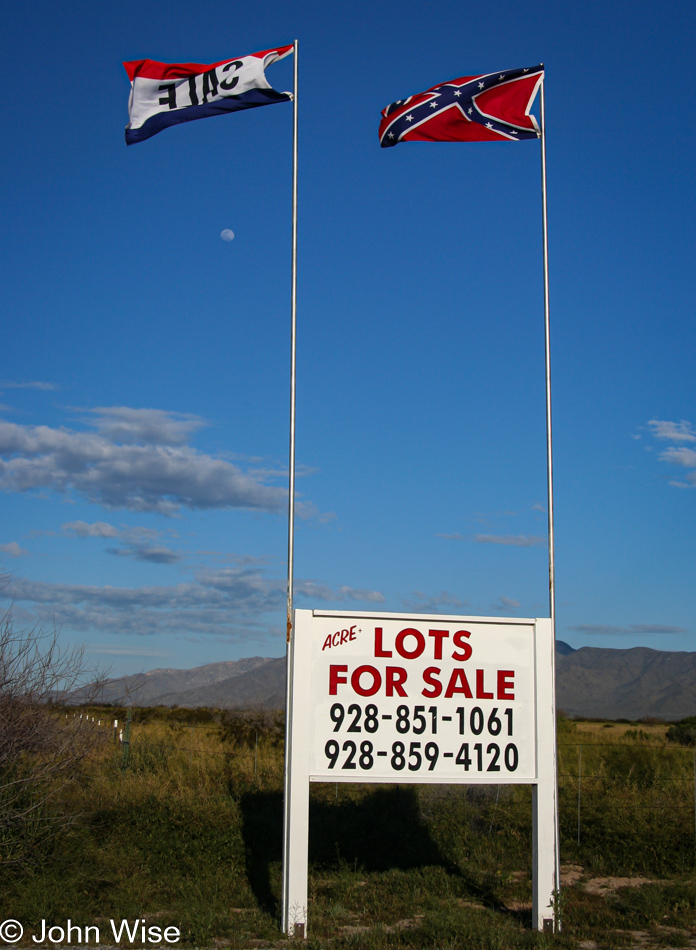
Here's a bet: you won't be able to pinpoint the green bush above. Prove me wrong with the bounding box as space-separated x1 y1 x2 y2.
218 709 285 747
666 717 696 747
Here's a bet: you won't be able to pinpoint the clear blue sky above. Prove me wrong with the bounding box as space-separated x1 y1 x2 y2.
1 0 694 676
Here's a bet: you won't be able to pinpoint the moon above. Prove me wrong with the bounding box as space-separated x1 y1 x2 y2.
220 229 235 242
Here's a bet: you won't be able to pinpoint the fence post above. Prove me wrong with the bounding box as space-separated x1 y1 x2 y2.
122 708 131 771
577 745 582 848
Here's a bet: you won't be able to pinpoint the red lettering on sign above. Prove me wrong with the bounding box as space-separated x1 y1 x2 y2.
497 670 515 699
349 626 357 641
444 668 473 698
322 635 332 651
351 665 382 696
428 629 449 660
332 632 341 646
374 627 392 657
340 629 349 644
395 627 425 659
329 665 348 694
451 630 473 661
476 669 494 699
421 666 442 698
385 666 408 697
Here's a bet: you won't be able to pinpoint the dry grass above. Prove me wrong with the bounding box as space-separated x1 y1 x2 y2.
573 722 670 742
1 709 695 949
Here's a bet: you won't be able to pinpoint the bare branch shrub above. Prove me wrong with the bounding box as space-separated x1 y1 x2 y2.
0 606 107 868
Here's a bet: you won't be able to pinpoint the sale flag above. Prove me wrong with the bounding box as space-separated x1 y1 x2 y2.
124 44 293 144
379 65 543 147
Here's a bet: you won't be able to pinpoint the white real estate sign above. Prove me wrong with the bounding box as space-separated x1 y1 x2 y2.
282 610 559 936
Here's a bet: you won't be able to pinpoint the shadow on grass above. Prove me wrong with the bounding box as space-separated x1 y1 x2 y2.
239 786 459 915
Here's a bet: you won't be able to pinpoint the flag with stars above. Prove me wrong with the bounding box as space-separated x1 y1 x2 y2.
379 65 543 148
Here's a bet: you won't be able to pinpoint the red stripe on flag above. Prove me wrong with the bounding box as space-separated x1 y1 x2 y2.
123 45 293 82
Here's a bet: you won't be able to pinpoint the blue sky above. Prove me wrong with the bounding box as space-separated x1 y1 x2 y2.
1 0 694 676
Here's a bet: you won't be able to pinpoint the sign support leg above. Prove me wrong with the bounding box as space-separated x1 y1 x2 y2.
532 617 559 931
282 610 310 936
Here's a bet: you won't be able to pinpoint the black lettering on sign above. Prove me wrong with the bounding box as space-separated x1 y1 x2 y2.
220 60 243 92
188 76 199 106
158 84 177 109
202 69 219 103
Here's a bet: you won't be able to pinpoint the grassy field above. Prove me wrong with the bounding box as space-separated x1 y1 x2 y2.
1 708 695 950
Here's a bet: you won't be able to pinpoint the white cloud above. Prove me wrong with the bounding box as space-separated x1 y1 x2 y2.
660 446 696 469
63 521 183 563
568 624 687 636
496 595 520 609
474 534 545 547
4 573 281 640
647 419 696 488
294 579 340 601
438 529 546 545
0 380 58 391
292 581 384 603
81 407 206 445
402 591 466 613
88 645 175 658
0 567 384 641
0 409 300 515
0 541 29 557
648 419 696 443
63 520 121 538
337 586 385 603
107 544 182 565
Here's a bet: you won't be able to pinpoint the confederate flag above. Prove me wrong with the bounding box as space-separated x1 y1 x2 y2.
379 65 543 147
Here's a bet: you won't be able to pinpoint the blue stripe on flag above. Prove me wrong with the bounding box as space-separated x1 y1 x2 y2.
125 88 291 144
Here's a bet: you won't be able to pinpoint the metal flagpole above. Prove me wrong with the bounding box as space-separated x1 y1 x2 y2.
286 41 299 641
539 75 562 930
281 37 299 934
540 81 555 629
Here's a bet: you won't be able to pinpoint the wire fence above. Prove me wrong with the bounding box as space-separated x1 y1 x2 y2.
556 741 696 853
63 711 696 870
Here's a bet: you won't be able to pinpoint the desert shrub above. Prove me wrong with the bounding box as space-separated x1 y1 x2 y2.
128 737 174 774
556 715 577 739
218 708 285 747
0 607 106 868
666 717 696 747
132 705 218 725
624 728 653 742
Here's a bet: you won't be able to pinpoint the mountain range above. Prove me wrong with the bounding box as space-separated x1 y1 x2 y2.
89 642 696 721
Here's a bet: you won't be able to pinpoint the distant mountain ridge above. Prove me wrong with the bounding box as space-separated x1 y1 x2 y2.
90 656 275 706
87 643 696 721
555 645 696 720
152 658 286 709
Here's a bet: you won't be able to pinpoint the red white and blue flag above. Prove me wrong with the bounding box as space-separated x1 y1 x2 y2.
379 65 543 147
124 44 293 145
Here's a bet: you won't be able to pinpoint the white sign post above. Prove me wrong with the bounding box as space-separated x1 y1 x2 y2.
281 609 559 936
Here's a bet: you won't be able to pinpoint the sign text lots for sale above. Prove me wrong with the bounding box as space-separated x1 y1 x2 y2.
308 617 537 783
